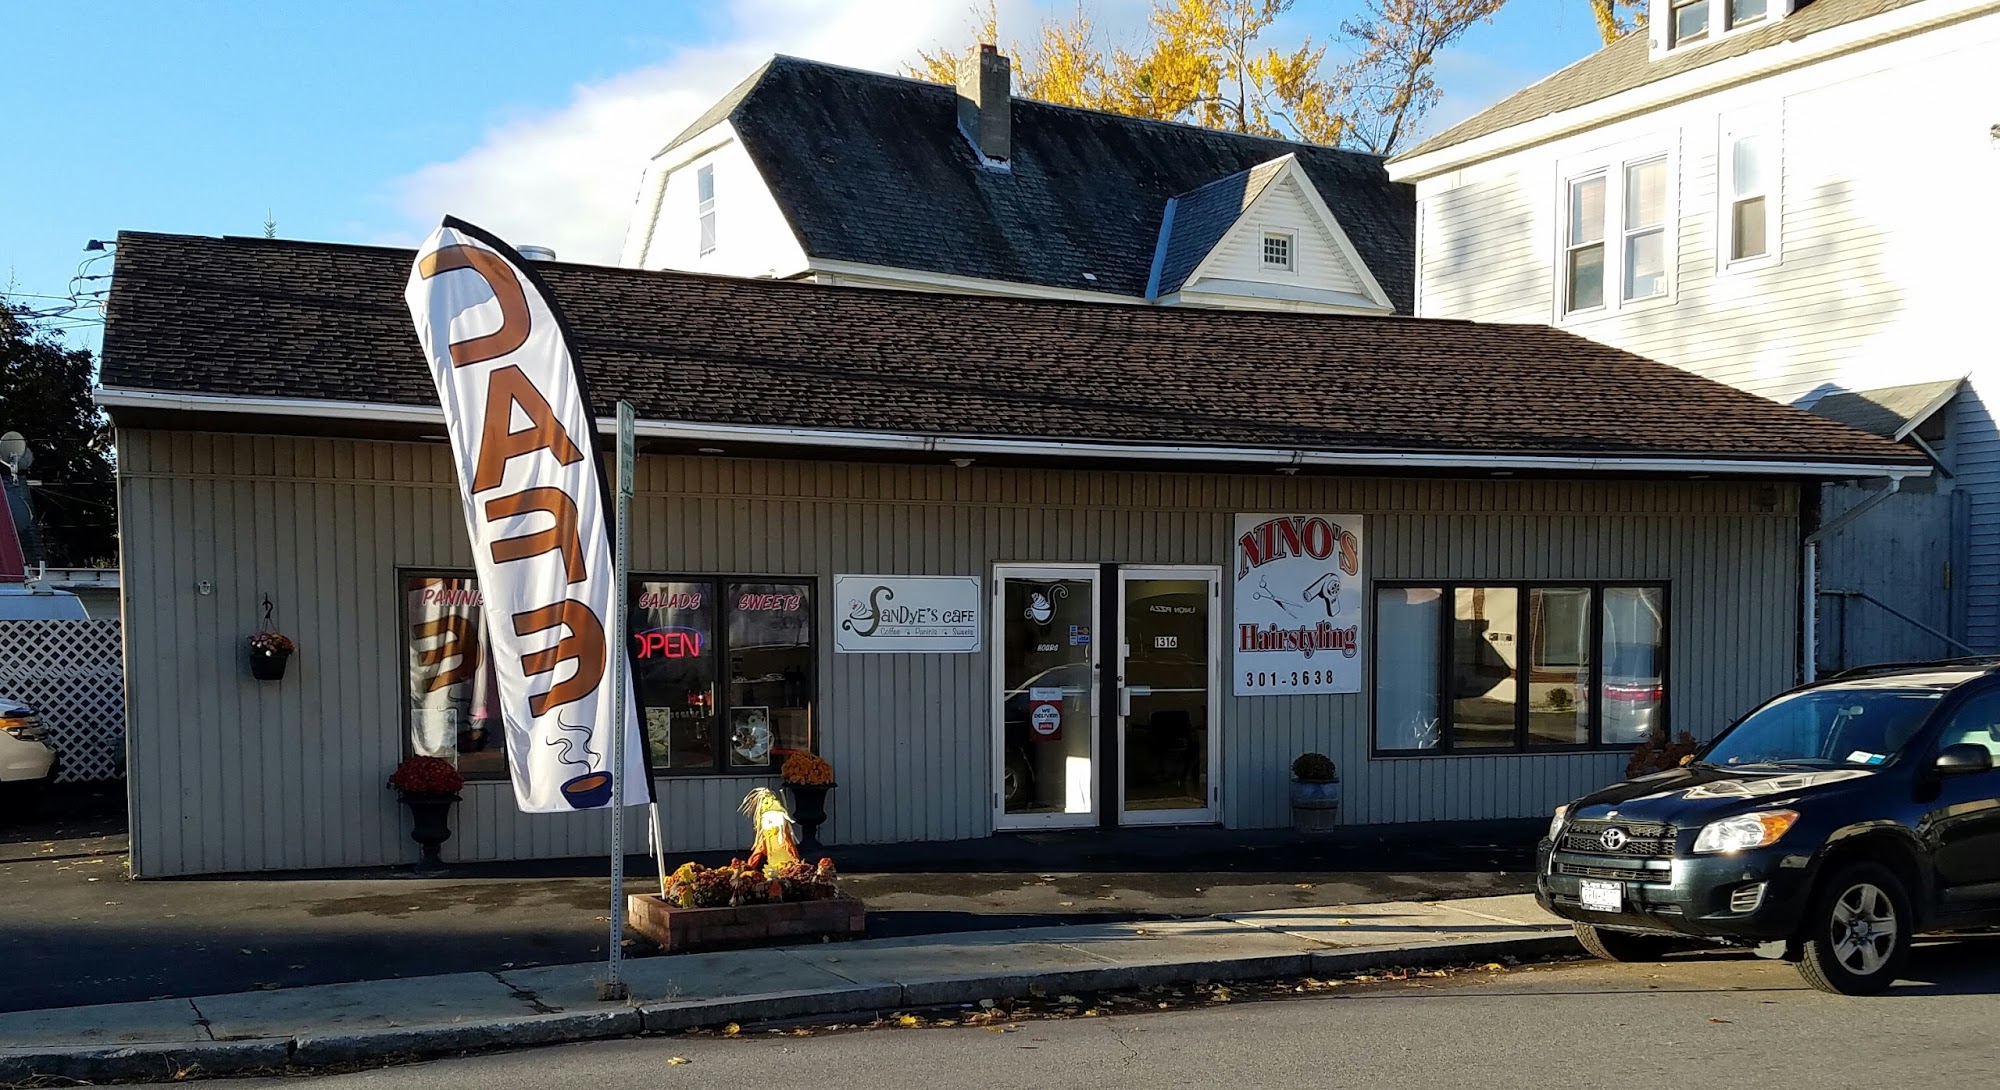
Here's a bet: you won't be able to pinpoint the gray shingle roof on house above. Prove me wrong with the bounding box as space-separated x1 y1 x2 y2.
663 56 1417 314
1397 0 1934 164
1807 379 1963 440
98 232 1924 470
1149 157 1291 298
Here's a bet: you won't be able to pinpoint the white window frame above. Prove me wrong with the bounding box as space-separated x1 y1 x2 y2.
1652 0 1797 57
1716 117 1781 274
696 163 717 257
1259 228 1298 274
1555 141 1678 324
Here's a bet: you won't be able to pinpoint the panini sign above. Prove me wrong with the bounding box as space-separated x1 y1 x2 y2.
1232 514 1365 696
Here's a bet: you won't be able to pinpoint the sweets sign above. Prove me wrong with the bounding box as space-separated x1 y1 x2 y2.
405 217 649 814
1232 514 1365 696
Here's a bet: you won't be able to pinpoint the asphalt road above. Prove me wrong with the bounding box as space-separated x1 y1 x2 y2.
241 942 2000 1090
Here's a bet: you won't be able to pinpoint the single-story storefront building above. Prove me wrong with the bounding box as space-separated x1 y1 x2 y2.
96 232 1925 877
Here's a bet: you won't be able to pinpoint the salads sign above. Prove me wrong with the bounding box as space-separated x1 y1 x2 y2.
1233 514 1364 697
835 575 982 653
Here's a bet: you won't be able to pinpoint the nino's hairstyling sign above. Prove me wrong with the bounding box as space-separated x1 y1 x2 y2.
1233 514 1364 697
405 217 648 814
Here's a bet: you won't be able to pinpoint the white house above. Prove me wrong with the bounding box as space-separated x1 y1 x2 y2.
621 49 1412 315
1387 0 2000 672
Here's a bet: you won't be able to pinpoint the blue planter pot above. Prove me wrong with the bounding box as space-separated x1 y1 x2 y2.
1290 778 1342 834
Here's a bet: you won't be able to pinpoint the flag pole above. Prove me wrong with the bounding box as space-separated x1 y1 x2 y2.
650 801 669 898
599 400 637 1002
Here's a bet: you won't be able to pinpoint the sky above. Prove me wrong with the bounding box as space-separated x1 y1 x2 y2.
0 0 1610 352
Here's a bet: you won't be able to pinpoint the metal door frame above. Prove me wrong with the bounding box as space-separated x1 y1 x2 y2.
991 564 1102 832
1115 565 1222 826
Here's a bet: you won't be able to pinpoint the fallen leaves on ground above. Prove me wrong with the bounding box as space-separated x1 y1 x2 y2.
667 1056 691 1065
722 1023 741 1037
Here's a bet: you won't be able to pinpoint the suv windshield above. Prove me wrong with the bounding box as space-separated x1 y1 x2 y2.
1702 688 1943 768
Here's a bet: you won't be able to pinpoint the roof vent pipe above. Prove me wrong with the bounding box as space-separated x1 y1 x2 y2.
956 44 1012 164
517 245 558 262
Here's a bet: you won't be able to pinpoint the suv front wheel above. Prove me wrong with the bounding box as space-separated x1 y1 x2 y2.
1796 862 1912 996
1573 922 1680 962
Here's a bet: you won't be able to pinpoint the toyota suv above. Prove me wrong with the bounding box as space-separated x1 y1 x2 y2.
1538 659 2000 995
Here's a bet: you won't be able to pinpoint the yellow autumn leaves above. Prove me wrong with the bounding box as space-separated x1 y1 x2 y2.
909 0 1511 154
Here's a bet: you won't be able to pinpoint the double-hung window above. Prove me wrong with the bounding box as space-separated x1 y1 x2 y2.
696 164 717 256
1670 0 1710 46
1374 583 1668 755
1724 133 1772 264
1560 151 1673 318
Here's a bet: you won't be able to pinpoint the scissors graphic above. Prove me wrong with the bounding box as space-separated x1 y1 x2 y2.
1252 575 1298 616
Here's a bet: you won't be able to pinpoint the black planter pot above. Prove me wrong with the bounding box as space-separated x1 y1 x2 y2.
784 782 834 854
401 792 460 867
249 648 291 681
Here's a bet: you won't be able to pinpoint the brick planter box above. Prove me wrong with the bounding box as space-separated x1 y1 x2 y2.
628 893 867 954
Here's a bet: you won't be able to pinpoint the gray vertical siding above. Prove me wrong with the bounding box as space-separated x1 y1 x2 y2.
118 430 1800 875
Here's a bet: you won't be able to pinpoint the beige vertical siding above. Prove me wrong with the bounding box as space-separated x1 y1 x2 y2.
118 429 1799 875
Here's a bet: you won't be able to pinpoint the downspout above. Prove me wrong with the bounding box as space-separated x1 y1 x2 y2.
1803 473 1907 682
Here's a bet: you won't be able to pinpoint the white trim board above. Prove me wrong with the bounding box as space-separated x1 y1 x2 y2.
95 386 1930 479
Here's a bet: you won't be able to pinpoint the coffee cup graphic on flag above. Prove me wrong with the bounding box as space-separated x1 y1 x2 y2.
405 218 650 814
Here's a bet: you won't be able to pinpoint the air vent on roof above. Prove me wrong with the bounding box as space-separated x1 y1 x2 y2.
517 245 558 262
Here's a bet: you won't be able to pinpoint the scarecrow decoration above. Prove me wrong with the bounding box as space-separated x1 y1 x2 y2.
741 787 802 878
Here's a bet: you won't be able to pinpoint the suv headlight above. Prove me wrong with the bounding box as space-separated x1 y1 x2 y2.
0 715 44 742
1692 810 1798 854
1547 804 1570 841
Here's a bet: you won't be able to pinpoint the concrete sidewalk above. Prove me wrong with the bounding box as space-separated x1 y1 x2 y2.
0 893 1576 1083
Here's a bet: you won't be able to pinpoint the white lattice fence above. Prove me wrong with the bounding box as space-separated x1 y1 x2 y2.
0 619 125 782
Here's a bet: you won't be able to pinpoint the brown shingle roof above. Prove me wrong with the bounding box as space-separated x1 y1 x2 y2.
98 232 1920 469
1398 0 1935 164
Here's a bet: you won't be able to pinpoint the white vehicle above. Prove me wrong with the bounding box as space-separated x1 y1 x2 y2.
0 696 57 808
0 586 88 620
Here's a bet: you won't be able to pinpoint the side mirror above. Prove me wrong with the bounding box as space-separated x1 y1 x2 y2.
1933 743 1994 776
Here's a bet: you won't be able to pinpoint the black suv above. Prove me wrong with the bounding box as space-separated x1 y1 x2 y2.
1537 659 2000 994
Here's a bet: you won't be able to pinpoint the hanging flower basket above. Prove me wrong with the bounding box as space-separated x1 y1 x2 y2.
246 631 297 681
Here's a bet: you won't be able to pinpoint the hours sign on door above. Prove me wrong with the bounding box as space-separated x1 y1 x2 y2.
1232 514 1364 696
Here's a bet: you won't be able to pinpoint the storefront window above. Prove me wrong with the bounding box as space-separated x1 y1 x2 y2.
630 580 719 771
1602 587 1666 746
403 574 505 779
1373 583 1666 755
1373 587 1442 751
725 582 814 767
1528 588 1592 747
1451 587 1519 749
631 576 815 774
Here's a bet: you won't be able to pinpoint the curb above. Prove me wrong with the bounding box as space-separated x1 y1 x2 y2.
0 932 1580 1083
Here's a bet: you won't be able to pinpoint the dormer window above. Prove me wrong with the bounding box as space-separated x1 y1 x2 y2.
1261 230 1296 272
1658 0 1789 53
1670 0 1710 46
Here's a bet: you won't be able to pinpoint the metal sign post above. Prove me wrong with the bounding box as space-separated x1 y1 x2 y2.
599 401 637 1002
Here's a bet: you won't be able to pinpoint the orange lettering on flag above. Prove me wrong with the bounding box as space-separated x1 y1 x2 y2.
512 600 607 717
473 365 585 492
484 486 587 584
413 615 479 692
416 244 532 367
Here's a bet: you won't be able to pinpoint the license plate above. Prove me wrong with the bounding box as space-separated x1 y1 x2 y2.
1579 879 1622 913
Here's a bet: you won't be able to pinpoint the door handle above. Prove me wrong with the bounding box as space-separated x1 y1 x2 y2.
1119 685 1151 717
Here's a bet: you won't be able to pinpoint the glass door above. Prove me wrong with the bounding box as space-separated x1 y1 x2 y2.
993 566 1100 830
1117 567 1219 825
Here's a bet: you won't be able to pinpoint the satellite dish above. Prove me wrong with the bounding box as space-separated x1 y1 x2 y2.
0 432 30 476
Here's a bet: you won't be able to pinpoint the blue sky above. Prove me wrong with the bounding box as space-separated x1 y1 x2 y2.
0 0 1609 351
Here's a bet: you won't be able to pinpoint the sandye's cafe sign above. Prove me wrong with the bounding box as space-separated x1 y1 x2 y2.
405 218 648 814
1232 513 1365 696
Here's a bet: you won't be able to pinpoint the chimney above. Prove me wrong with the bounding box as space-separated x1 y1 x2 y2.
956 44 1011 163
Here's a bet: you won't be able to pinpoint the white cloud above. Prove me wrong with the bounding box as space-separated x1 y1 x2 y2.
391 0 1039 265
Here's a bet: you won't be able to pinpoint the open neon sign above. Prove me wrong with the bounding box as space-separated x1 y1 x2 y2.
633 627 704 659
